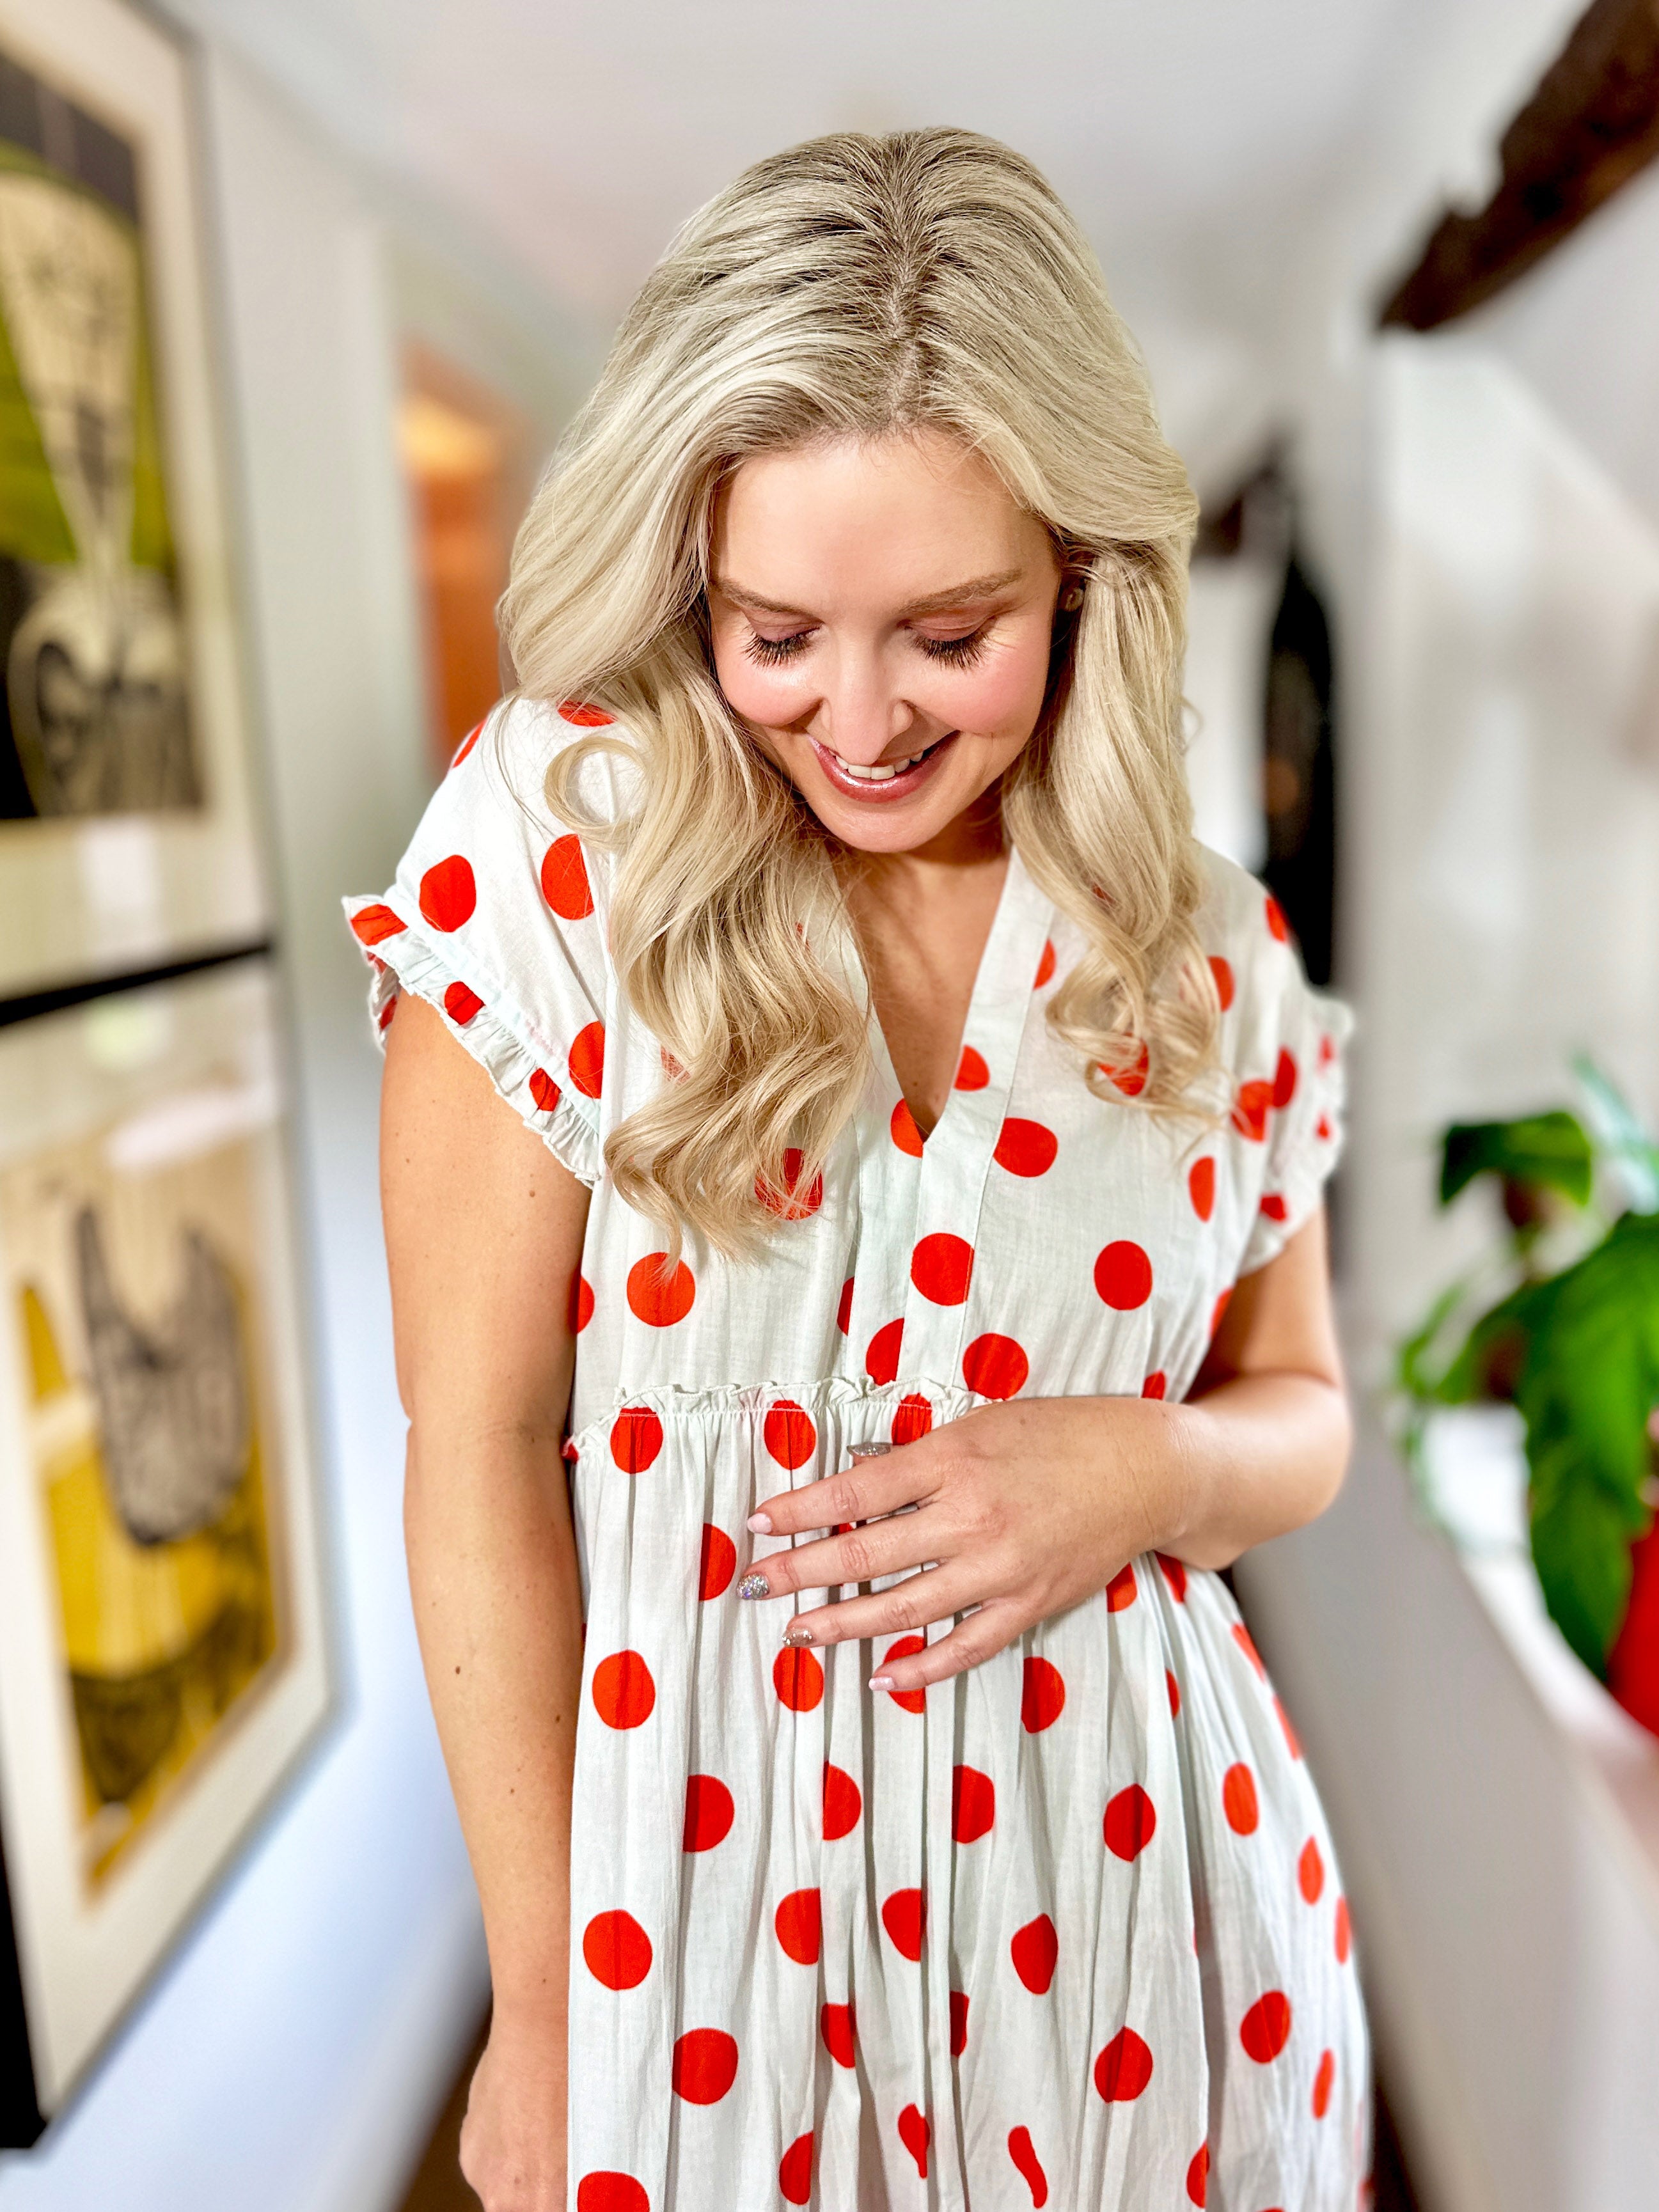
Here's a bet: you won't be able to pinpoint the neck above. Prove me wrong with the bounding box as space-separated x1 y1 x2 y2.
837 783 1007 899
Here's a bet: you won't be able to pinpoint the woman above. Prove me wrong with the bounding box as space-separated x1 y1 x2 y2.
350 129 1367 2211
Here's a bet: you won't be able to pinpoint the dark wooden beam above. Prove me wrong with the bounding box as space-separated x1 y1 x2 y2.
1378 0 1659 331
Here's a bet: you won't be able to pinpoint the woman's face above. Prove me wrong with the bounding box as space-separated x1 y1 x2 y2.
707 428 1065 854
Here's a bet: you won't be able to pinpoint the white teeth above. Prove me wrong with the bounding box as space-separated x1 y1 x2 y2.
831 748 927 781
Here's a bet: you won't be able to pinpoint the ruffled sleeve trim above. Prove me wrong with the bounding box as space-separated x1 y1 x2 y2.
1236 987 1353 1276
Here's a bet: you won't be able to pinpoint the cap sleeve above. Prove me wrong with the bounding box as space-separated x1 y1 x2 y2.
342 697 621 1189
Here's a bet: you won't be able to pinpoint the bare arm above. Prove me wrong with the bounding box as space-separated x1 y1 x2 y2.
381 990 591 2210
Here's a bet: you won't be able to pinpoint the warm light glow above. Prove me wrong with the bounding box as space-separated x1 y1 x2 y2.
398 393 500 480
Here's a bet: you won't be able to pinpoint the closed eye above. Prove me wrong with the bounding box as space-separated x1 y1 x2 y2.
742 624 993 670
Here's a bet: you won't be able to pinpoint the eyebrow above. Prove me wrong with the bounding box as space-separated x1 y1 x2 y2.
713 567 1026 620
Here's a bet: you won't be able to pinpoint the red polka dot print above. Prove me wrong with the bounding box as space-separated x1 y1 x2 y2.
1232 1079 1271 1141
1094 2027 1154 2102
1188 1156 1216 1220
779 2133 814 2206
1021 1656 1065 1732
1265 893 1289 941
1317 1113 1333 1140
1010 1914 1058 1994
592 1651 655 1729
576 2176 647 2212
773 1644 823 1712
419 854 476 932
443 980 482 1026
1240 1991 1293 2063
1313 2048 1335 2119
821 2001 856 2067
377 994 397 1032
1142 1370 1167 1399
1156 1552 1188 1601
1167 1668 1181 1717
529 1067 561 1113
994 1117 1058 1176
1298 1837 1325 1902
1276 1696 1303 1758
881 1887 926 1961
866 1318 904 1384
1034 938 1057 988
963 1333 1028 1398
898 2105 930 2179
763 1399 817 1470
881 1636 927 1713
1209 952 1235 1010
1211 1285 1234 1339
540 833 594 920
1233 1622 1267 1679
672 2027 737 2103
1261 1193 1289 1221
1105 1562 1138 1612
955 1045 989 1089
449 719 484 768
1103 1784 1156 1862
950 1990 969 2057
890 1099 925 1156
1223 1763 1260 1835
582 1910 651 1990
911 1232 973 1304
774 1888 821 1966
351 902 405 946
1009 2125 1049 2206
1335 1896 1352 1963
1273 1046 1299 1108
822 1762 861 1840
1102 1040 1149 1097
892 1392 932 1445
626 1252 694 1326
756 1147 823 1220
568 1020 606 1099
1186 2143 1209 2206
558 699 613 725
609 1407 663 1473
698 1525 735 1600
1094 1240 1152 1310
682 1774 734 1851
568 1273 594 1333
952 1764 995 1843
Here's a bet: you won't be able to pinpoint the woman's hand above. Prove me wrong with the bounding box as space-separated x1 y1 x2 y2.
457 2012 567 2212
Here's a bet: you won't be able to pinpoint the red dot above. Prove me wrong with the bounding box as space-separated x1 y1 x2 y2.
1009 2124 1049 2206
1232 1622 1267 1679
893 1392 933 1445
1142 1371 1167 1400
626 1251 695 1326
1102 1040 1148 1097
1094 1240 1152 1310
911 1232 973 1305
1335 1896 1352 1963
1317 1113 1333 1141
530 1067 562 1113
609 1407 663 1473
1105 1562 1138 1612
419 854 476 932
569 1020 606 1099
592 1651 655 1729
1265 894 1289 941
1209 954 1235 1010
582 1910 652 1990
672 2027 737 2103
836 1277 854 1335
1298 1837 1325 1903
1103 1783 1156 1861
822 1762 862 1840
952 1764 996 1842
1273 1047 1299 1109
1232 1079 1271 1141
1239 1991 1293 2063
377 994 398 1031
866 1318 904 1384
682 1774 734 1851
1010 1913 1058 1994
1261 1193 1289 1222
350 902 405 946
898 2104 930 2179
994 1118 1058 1176
963 1333 1028 1399
1034 939 1057 988
450 719 484 768
1186 2143 1209 2206
756 1147 823 1220
1223 1763 1260 1835
774 1645 824 1711
955 1046 989 1090
1211 1286 1234 1340
950 1990 970 2057
890 1099 925 1156
1021 1655 1065 1732
881 1887 926 1962
1312 2048 1335 2119
558 699 613 726
820 2001 857 2067
774 1888 821 1966
764 1399 817 1470
698 1525 735 1600
779 2132 814 2206
576 2176 647 2212
1167 1669 1181 1717
443 980 483 1026
1275 1695 1303 1759
540 833 595 921
569 1273 594 1333
880 1635 927 1713
1094 2027 1154 2102
1188 1157 1216 1221
1148 1555 1184 1605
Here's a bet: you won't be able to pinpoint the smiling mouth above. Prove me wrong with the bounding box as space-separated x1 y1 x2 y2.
818 734 950 783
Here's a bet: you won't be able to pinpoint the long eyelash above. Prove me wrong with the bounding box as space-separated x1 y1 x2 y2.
919 629 989 668
743 631 812 666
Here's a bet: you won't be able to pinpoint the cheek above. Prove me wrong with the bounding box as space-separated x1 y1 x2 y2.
943 633 1053 735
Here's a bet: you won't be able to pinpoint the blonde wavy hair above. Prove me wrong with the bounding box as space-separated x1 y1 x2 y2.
501 127 1216 1257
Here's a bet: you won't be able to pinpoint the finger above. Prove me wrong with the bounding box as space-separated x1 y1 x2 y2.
748 1438 933 1539
782 1561 982 1647
737 1505 936 1602
865 1600 1028 1693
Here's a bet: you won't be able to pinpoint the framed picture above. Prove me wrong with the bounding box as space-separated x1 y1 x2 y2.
0 953 333 2141
0 0 270 1001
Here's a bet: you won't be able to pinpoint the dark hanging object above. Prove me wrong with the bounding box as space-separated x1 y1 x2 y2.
1262 555 1337 987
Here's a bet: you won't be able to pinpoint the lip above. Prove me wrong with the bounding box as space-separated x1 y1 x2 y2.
808 732 957 803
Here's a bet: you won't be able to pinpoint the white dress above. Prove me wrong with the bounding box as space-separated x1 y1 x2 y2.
347 696 1369 2212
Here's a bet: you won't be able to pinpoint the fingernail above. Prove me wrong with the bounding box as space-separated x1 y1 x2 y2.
868 1675 894 1691
747 1512 773 1534
737 1571 769 1600
781 1624 814 1647
849 1443 891 1461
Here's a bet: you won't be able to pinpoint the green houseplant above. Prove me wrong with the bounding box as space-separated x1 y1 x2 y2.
1396 1060 1659 1736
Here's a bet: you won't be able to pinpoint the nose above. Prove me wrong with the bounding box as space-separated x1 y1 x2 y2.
813 649 918 764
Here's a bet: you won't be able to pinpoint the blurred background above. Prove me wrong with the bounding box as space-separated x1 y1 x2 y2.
1 1 1657 2207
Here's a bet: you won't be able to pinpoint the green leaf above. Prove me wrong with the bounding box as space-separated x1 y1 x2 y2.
1529 1468 1635 1675
1571 1051 1659 1215
1440 1112 1593 1208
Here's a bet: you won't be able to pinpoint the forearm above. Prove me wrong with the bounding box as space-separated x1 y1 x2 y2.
405 1420 585 2030
1161 1369 1351 1572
